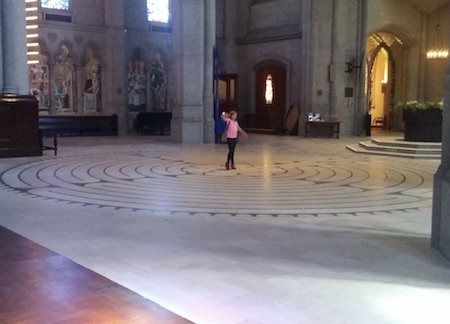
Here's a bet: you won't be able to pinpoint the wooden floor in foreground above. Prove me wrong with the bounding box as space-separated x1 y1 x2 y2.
0 225 193 324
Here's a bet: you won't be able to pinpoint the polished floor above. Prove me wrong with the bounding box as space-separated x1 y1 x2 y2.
0 225 192 324
1 133 450 324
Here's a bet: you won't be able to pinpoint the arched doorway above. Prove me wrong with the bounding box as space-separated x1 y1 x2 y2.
369 46 393 128
366 32 406 131
255 64 286 133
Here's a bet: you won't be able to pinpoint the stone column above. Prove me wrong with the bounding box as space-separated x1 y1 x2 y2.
418 14 428 101
300 0 313 124
1 0 28 94
328 0 338 120
171 0 205 143
103 0 127 134
202 0 215 144
0 1 3 91
354 0 368 135
431 46 450 260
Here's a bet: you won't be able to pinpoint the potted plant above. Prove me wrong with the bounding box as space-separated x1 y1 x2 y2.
395 100 442 142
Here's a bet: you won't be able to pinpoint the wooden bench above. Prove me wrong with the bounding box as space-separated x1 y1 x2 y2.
134 112 172 135
39 115 118 137
38 114 118 155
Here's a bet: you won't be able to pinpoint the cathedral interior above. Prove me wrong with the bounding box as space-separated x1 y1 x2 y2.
1 0 450 323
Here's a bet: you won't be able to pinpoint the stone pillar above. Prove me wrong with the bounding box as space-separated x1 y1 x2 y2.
431 46 450 260
328 0 338 120
103 0 127 134
203 0 215 144
0 1 3 91
418 14 428 101
300 0 313 121
1 0 28 94
171 0 206 143
354 0 368 136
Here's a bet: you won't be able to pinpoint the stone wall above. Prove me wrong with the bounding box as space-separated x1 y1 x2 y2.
425 4 450 101
234 0 303 132
225 0 448 136
33 0 172 134
232 0 366 136
6 0 448 137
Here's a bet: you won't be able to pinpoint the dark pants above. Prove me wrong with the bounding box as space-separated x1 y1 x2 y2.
226 138 237 164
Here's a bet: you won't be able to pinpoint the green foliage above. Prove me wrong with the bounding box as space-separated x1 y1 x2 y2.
395 100 443 112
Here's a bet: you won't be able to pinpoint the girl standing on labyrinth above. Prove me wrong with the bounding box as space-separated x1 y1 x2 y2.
221 111 248 170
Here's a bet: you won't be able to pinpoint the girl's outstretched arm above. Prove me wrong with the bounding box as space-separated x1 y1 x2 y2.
238 126 248 138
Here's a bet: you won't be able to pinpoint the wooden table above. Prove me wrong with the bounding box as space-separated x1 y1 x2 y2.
305 121 340 138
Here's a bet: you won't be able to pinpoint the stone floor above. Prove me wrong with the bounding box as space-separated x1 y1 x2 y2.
1 133 450 324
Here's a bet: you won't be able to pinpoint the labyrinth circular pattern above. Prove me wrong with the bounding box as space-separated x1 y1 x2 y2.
0 152 434 217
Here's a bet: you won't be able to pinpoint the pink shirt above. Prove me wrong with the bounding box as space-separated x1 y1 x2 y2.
224 118 239 139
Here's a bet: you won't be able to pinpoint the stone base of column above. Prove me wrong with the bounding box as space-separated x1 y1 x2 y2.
431 164 450 261
203 119 215 144
171 115 203 144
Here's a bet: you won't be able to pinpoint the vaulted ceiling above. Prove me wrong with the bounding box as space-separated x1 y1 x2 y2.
405 0 449 14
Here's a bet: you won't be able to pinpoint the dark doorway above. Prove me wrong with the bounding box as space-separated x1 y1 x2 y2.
255 65 286 132
218 74 238 113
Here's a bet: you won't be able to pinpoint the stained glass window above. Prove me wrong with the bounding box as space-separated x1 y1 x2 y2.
41 0 69 10
147 0 169 23
265 74 274 105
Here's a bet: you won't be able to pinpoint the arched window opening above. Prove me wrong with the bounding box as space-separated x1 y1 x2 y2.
265 74 274 105
147 0 169 23
41 0 69 10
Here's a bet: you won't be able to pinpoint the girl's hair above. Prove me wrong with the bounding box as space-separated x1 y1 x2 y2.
229 110 237 116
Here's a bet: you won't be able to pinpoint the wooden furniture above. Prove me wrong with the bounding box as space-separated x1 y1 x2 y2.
0 94 41 158
38 114 118 137
37 115 118 155
305 121 340 139
134 112 172 135
39 128 58 156
372 117 385 128
0 225 192 324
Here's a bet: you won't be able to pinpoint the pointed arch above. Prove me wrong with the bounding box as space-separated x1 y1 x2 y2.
53 41 76 113
81 45 102 113
252 58 289 132
366 31 403 130
128 48 148 112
